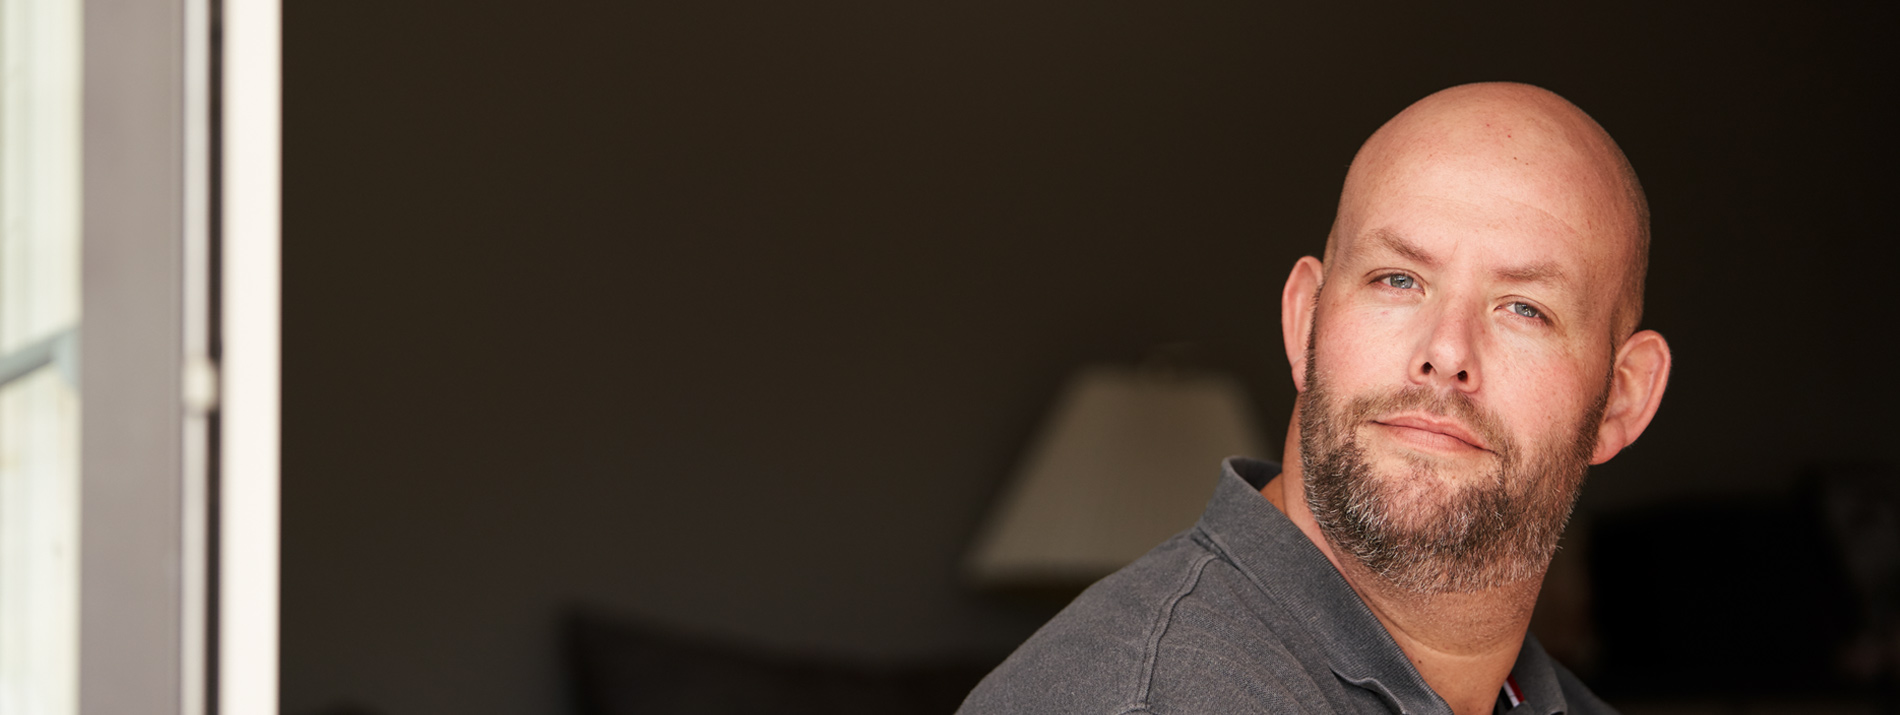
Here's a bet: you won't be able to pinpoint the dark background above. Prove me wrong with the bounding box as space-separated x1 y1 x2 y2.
284 2 1897 713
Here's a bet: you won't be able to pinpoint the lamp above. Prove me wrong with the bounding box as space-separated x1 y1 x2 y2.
965 364 1269 589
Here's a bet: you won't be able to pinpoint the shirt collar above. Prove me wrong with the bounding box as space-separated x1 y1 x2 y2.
1199 457 1571 715
1504 632 1569 715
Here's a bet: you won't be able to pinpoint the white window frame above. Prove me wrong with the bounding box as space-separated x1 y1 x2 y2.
78 0 278 713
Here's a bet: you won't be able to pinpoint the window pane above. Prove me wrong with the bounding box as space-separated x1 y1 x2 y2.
0 0 82 711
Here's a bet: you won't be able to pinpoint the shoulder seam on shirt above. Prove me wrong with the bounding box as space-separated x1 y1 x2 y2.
1199 527 1297 631
1127 549 1219 711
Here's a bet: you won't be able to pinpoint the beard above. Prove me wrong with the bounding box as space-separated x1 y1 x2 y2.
1299 336 1609 595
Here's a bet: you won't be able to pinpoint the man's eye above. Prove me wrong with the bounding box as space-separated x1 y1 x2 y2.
1380 274 1417 290
1507 302 1543 320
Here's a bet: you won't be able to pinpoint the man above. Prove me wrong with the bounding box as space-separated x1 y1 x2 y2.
959 82 1671 715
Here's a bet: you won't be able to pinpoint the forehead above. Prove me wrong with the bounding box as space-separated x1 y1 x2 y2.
1334 120 1638 293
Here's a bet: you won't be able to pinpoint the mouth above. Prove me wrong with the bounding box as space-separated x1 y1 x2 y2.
1371 413 1494 454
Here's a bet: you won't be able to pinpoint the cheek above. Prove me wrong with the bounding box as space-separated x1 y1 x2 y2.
1486 342 1609 440
1312 306 1416 383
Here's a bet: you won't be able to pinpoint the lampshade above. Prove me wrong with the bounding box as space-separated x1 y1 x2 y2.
965 365 1269 588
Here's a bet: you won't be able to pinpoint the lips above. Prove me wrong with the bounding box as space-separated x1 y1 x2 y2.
1374 413 1493 453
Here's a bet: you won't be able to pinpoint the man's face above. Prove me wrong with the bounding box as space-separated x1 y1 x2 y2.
1299 140 1630 594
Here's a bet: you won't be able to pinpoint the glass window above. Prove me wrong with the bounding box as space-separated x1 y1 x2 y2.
0 0 82 711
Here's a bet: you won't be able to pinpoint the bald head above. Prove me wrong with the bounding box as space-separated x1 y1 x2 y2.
1327 83 1649 338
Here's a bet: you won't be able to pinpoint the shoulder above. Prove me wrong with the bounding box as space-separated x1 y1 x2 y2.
958 533 1218 714
958 531 1335 715
1551 660 1620 715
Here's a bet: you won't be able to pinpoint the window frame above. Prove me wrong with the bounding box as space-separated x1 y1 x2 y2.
78 0 278 713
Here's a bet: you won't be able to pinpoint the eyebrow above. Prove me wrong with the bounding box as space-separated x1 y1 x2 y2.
1363 228 1438 268
1493 261 1564 285
1359 228 1567 286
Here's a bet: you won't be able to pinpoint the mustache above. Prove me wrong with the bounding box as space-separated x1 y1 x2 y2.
1342 385 1516 461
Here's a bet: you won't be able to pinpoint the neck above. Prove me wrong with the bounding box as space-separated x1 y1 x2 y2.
1262 410 1541 715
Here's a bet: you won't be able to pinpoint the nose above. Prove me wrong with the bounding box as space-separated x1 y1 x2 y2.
1412 303 1481 393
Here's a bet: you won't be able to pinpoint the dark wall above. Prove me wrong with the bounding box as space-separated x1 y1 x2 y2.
284 3 1897 713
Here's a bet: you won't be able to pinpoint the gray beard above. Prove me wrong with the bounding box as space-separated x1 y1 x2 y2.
1298 340 1606 594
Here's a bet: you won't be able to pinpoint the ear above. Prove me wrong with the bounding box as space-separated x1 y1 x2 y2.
1590 329 1672 464
1281 256 1325 393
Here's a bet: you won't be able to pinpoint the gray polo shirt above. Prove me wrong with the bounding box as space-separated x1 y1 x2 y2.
959 457 1615 715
